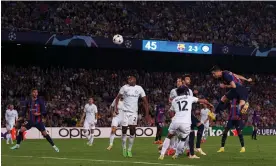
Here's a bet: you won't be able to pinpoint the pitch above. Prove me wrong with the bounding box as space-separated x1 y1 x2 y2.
2 137 275 166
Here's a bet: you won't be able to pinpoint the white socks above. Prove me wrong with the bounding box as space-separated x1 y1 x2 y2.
175 141 185 156
109 133 115 146
122 134 127 149
161 138 170 155
84 130 90 141
128 135 135 151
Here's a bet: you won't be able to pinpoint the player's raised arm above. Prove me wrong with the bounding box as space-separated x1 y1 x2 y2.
233 73 252 82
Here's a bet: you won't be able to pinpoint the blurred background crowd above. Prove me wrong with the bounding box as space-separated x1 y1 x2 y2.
2 66 276 128
2 1 276 128
1 1 276 48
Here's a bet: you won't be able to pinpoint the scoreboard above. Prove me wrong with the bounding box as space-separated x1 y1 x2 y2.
142 40 212 54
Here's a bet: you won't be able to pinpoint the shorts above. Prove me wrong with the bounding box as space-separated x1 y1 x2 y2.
6 123 15 131
24 120 46 132
168 122 191 139
191 114 200 129
122 112 138 126
226 86 248 101
84 121 96 130
156 121 164 129
111 116 122 127
252 122 259 129
226 120 243 130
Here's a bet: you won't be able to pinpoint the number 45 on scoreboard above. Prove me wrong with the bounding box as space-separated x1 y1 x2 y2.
144 41 157 50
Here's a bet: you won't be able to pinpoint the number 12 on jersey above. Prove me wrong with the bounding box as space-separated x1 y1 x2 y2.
177 100 188 111
144 41 157 50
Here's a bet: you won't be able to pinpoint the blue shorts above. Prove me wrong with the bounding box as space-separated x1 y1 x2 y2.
226 86 248 101
191 114 200 129
226 120 243 130
24 120 46 132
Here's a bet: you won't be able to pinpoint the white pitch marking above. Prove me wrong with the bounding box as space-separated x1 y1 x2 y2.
2 155 195 166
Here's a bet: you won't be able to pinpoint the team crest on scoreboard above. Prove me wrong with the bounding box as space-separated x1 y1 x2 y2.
177 44 185 51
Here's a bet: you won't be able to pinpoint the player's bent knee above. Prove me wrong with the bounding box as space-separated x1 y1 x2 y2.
167 133 174 139
41 131 48 136
111 127 116 133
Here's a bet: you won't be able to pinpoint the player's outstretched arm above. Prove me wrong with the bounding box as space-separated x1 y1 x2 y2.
234 73 252 82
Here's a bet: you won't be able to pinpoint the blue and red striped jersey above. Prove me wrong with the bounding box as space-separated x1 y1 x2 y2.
222 71 243 88
23 98 46 123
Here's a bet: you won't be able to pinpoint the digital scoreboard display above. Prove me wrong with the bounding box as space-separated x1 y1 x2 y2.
142 40 212 54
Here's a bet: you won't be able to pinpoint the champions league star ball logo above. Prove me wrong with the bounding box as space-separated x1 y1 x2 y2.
124 40 132 48
8 32 16 41
222 46 229 54
177 44 185 51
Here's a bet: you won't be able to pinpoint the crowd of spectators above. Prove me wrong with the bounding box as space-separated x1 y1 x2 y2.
2 1 276 48
2 66 276 128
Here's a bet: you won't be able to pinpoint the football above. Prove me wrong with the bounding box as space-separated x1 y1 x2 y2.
113 34 124 45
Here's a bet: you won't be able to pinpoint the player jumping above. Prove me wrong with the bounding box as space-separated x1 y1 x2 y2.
158 86 213 160
11 88 59 152
80 97 98 146
5 104 18 144
107 97 124 150
115 76 150 157
210 66 251 116
217 99 246 153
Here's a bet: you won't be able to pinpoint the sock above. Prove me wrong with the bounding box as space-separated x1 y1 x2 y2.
189 131 195 155
238 134 244 147
254 130 257 139
221 133 228 147
215 101 225 114
251 130 254 139
45 134 55 146
6 133 10 142
110 133 115 146
128 135 135 151
122 134 127 149
89 135 94 144
155 135 159 141
16 132 23 145
161 138 170 155
84 130 90 141
203 127 208 140
158 135 162 141
169 136 176 149
196 125 204 148
175 140 185 156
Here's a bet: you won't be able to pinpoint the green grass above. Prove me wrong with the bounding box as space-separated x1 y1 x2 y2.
2 137 276 166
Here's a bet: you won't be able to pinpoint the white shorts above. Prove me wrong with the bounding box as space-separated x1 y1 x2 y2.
122 112 138 126
168 122 191 139
6 123 14 131
84 121 96 130
111 116 122 127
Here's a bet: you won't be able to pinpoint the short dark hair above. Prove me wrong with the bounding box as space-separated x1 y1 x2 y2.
182 74 191 80
176 86 189 96
210 66 221 72
31 88 38 92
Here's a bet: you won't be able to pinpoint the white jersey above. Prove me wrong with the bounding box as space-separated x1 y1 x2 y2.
170 95 198 124
200 108 210 125
111 99 124 117
119 84 146 113
169 87 193 100
5 109 18 124
84 103 98 122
